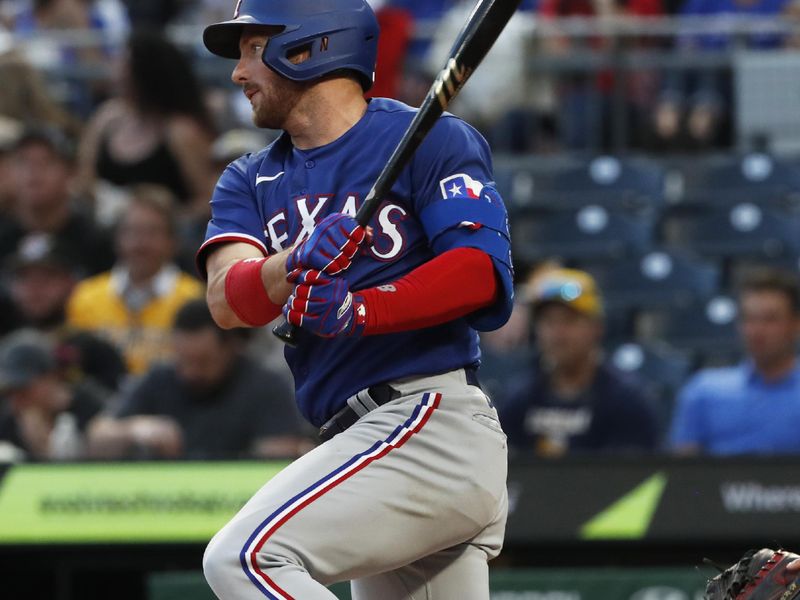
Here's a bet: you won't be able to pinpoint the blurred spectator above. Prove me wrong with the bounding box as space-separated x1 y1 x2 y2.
66 186 204 375
0 329 105 460
2 234 126 391
425 0 540 151
0 49 80 136
0 116 22 215
120 0 183 28
650 0 790 151
389 0 454 59
539 0 664 150
87 299 310 460
9 0 129 116
784 0 800 47
0 2 14 27
670 268 800 455
10 0 128 39
498 268 659 457
77 29 216 223
0 126 114 275
367 0 413 100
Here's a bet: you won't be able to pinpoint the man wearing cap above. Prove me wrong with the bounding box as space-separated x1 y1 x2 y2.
0 126 114 276
2 234 127 392
0 330 104 460
498 268 659 457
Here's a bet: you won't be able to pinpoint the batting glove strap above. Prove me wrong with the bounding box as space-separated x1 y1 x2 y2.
286 213 367 277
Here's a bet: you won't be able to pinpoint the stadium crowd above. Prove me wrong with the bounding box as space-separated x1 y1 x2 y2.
1 0 800 461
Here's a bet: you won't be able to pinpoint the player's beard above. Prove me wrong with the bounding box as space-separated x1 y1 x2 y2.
250 79 308 130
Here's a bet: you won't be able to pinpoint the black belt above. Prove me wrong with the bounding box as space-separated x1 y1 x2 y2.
318 368 481 442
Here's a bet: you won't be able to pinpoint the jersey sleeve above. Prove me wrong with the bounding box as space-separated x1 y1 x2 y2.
410 116 514 332
196 156 268 280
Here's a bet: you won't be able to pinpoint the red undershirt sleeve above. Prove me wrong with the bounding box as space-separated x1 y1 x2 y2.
358 247 498 335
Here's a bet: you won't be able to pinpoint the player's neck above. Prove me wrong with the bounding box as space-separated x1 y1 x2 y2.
287 79 368 150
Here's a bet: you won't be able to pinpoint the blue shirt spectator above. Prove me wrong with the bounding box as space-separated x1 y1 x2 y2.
669 267 800 455
670 362 800 454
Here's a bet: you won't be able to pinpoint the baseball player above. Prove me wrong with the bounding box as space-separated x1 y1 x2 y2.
198 1 514 599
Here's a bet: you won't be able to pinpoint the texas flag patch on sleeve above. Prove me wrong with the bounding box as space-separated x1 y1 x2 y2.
439 173 485 199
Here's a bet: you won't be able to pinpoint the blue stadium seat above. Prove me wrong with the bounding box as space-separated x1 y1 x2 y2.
667 153 800 208
513 205 653 263
587 249 720 313
661 203 800 260
477 346 535 410
609 340 693 432
636 296 742 366
494 155 666 215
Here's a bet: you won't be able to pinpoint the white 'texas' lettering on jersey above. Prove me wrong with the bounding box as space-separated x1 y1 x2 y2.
371 205 407 260
295 196 330 243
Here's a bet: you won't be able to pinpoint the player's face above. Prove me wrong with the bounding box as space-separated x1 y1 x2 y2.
172 328 236 392
534 303 602 370
739 290 800 368
232 27 308 130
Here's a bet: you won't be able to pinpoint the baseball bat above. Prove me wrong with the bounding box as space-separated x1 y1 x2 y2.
274 0 524 346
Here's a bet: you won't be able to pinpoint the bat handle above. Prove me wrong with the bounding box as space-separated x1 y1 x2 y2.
272 319 299 347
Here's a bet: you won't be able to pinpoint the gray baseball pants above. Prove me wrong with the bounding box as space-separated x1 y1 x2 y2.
203 368 508 599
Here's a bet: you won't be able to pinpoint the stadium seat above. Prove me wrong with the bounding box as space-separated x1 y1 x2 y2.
636 296 742 367
477 346 536 410
493 154 666 215
609 340 693 431
587 249 720 313
667 153 800 208
660 203 800 260
513 205 653 264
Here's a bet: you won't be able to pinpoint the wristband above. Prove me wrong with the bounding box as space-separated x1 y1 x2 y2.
224 257 282 326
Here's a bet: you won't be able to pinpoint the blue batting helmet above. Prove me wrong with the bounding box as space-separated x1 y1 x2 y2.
203 0 380 91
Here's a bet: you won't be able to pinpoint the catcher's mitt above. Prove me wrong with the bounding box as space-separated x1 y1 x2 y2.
705 548 800 600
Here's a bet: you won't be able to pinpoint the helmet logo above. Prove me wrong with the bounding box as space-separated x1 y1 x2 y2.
320 36 329 52
233 0 242 18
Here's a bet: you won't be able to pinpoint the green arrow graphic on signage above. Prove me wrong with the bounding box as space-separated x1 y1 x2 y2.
580 471 668 540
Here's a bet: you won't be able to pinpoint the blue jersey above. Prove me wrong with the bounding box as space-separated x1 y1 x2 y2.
199 98 513 426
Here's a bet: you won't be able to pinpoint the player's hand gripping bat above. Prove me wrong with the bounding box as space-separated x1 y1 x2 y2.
274 0 524 346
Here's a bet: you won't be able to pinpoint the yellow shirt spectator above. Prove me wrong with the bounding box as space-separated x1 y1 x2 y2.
67 265 203 374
